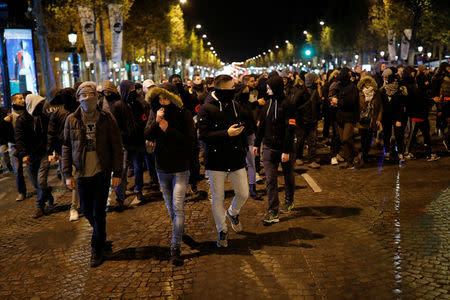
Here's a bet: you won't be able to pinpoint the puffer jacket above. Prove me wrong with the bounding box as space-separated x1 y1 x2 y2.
62 106 123 179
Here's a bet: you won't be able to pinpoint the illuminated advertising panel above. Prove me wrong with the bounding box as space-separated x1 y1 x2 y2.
4 29 38 95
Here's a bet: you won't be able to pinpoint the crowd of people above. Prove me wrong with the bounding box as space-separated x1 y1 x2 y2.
0 60 448 267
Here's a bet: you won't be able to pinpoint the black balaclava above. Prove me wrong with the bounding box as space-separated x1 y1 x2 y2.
337 67 351 86
215 88 235 103
267 75 285 99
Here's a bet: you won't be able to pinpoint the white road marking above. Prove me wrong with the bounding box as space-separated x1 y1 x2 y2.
301 173 322 193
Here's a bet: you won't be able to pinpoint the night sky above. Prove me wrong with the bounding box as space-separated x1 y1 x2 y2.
182 0 329 63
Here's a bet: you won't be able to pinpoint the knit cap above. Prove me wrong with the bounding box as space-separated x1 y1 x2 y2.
76 81 97 98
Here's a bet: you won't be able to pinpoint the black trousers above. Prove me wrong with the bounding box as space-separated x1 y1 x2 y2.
262 146 295 214
78 171 111 254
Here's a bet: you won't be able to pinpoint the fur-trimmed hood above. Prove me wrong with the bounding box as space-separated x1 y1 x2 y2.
357 76 378 91
328 70 339 82
145 86 183 112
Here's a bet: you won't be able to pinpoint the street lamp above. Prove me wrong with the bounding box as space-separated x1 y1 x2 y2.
303 30 308 35
380 51 385 57
150 54 156 62
427 52 432 58
202 34 207 39
68 25 79 84
207 41 211 46
355 54 359 60
263 52 266 55
210 47 214 50
196 24 201 29
319 21 325 26
68 26 77 46
275 45 279 49
268 49 271 52
179 0 187 4
418 46 423 52
285 40 289 44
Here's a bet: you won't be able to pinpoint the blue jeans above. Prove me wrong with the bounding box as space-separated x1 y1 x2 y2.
77 171 111 254
246 134 256 185
9 144 31 195
206 168 249 233
157 170 190 249
144 151 158 184
27 154 52 209
116 146 145 202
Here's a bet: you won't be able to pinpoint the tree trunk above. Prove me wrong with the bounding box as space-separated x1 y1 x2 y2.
144 42 149 78
32 0 54 97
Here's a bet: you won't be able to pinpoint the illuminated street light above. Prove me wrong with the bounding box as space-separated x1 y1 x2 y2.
196 24 202 29
275 45 279 49
179 0 187 3
427 52 432 58
355 54 359 60
202 34 207 39
305 49 311 56
263 52 266 55
268 49 271 52
210 46 214 50
380 51 385 57
319 21 325 26
418 46 423 52
321 59 325 63
285 40 289 44
303 30 308 35
207 41 211 46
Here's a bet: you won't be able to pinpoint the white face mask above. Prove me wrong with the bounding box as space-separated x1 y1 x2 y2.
266 84 273 96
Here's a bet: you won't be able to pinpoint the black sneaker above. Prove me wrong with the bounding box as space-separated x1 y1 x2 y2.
170 247 183 266
90 250 104 267
103 241 113 257
226 210 242 233
262 211 280 224
217 231 228 248
280 202 294 214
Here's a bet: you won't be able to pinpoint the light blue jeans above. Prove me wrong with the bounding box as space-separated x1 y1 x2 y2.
206 168 249 233
246 134 256 185
157 170 190 249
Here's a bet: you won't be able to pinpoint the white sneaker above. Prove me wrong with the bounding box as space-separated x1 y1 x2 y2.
69 209 79 222
426 154 440 162
331 157 338 165
404 153 414 160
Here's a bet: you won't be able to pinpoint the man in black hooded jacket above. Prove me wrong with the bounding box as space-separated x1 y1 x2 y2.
254 72 296 224
329 68 360 168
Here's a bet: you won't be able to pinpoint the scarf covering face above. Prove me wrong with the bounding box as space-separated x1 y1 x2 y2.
362 86 374 102
385 82 398 96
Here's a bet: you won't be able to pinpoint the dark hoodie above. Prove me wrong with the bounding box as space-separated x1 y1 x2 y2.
329 68 359 124
144 85 194 173
47 88 78 155
116 80 147 148
15 95 50 159
403 66 433 121
255 75 296 153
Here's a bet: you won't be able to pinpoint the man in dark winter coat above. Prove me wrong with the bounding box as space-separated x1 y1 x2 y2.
198 75 250 248
403 66 439 161
380 67 408 162
144 83 194 265
47 88 81 221
15 94 54 218
63 81 123 267
294 72 321 169
254 73 296 224
329 67 360 168
3 93 29 201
